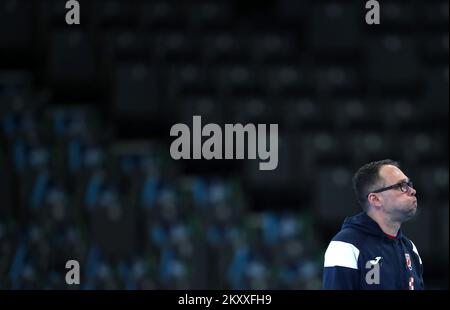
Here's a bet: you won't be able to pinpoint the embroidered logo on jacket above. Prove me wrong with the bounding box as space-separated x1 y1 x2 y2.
368 256 383 265
405 253 412 271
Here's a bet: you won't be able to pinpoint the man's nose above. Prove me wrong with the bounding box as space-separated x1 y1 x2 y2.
409 186 416 196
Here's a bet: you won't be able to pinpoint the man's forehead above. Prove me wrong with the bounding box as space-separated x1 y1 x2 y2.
379 165 407 182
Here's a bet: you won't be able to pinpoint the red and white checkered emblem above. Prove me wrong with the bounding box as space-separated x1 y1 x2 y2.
409 276 414 290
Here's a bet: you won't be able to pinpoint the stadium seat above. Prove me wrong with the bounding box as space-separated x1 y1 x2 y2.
366 35 420 87
153 32 202 63
138 1 184 29
315 166 359 223
48 30 97 85
91 0 138 28
419 1 449 28
112 63 159 117
202 33 253 63
263 64 309 96
250 33 299 64
187 1 233 30
215 64 262 96
308 2 362 56
0 0 33 53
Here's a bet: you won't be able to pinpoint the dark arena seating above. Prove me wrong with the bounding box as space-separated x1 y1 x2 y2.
0 0 448 290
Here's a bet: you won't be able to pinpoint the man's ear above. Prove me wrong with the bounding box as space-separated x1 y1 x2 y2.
367 193 382 209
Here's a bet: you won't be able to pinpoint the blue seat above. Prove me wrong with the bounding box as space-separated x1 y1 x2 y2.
89 187 137 260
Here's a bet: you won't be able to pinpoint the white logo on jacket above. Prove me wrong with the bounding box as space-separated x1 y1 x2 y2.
368 256 383 265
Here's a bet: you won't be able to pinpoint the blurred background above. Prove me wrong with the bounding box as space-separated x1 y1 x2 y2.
0 0 448 289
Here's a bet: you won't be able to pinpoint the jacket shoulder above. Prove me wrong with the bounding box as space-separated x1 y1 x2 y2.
324 227 371 270
402 236 423 265
331 227 370 250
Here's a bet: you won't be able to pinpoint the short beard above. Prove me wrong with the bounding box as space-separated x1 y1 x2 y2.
395 207 417 223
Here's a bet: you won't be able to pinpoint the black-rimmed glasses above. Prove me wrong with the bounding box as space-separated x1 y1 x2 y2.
368 180 414 196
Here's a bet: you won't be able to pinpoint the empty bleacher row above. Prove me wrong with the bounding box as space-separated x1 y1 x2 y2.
0 97 325 289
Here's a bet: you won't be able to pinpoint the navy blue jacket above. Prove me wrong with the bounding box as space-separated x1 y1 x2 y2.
323 212 424 290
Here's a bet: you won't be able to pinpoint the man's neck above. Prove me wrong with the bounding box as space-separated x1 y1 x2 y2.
367 211 401 236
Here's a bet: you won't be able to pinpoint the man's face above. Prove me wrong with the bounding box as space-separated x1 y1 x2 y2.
376 165 418 222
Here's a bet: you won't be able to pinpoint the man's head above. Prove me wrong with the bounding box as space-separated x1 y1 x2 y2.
353 159 417 222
